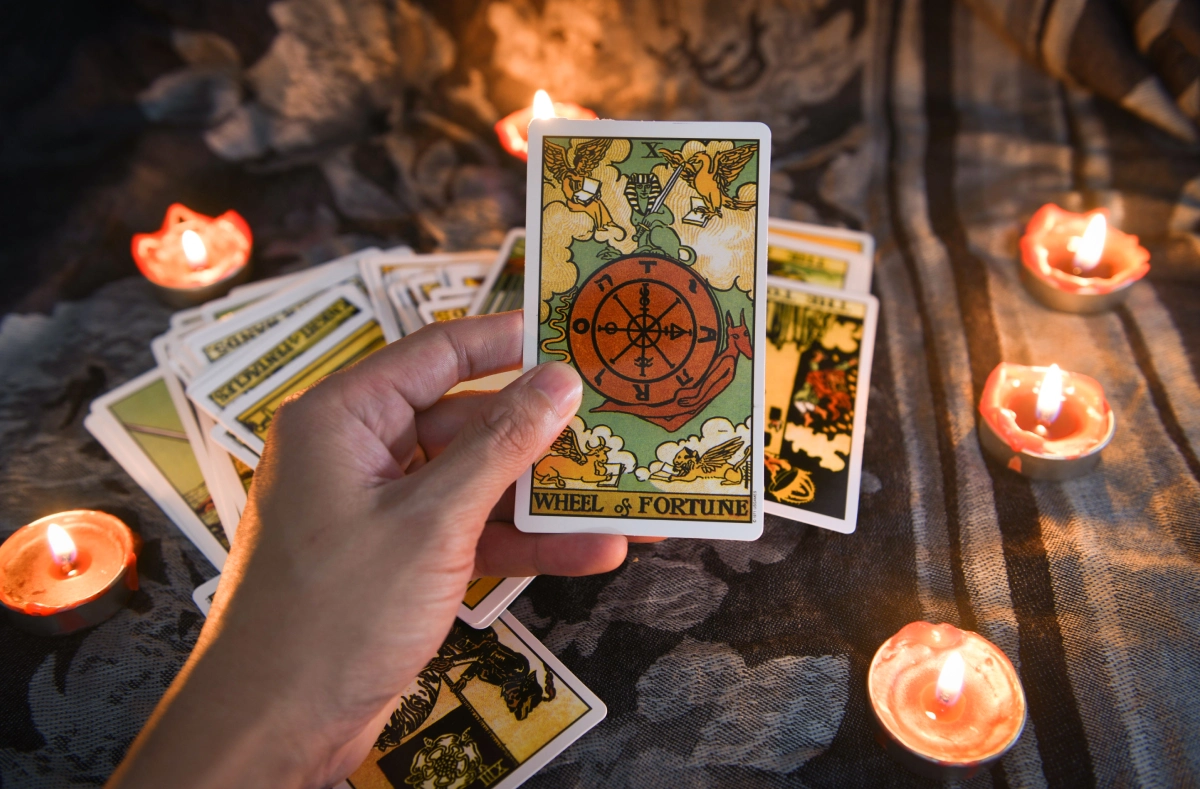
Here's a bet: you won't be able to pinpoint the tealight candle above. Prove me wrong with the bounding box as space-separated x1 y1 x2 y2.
868 622 1026 780
978 362 1115 479
131 203 253 307
1019 204 1150 313
494 89 598 161
0 511 138 636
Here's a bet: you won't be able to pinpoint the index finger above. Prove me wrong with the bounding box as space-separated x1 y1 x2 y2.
321 311 524 452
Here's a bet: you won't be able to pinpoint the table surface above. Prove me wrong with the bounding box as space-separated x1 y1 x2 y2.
2 0 1200 787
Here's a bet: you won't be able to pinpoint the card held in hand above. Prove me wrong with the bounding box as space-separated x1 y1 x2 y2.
763 278 878 533
515 119 770 540
341 612 605 789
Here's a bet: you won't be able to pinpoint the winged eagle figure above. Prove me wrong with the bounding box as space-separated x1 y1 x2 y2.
658 143 758 219
544 138 618 232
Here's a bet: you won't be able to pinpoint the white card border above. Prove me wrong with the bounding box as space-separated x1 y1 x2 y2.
457 576 534 629
86 369 228 570
467 229 525 317
762 276 878 534
515 118 769 540
767 232 873 295
767 216 876 263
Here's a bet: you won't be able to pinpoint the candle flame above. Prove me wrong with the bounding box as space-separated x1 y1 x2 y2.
935 651 965 707
1035 364 1064 425
1072 214 1106 272
532 90 557 120
46 524 77 570
181 229 208 268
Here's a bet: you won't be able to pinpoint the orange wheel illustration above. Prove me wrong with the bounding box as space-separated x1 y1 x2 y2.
568 254 721 406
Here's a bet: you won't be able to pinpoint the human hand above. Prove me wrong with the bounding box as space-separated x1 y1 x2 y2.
108 311 649 789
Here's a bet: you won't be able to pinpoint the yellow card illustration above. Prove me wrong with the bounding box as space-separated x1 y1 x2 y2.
343 613 605 789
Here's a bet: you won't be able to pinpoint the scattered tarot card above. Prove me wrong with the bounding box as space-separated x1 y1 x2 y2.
193 574 221 616
418 294 472 325
768 216 875 261
208 420 260 470
458 577 534 629
187 284 384 455
763 277 878 534
767 233 873 294
516 119 771 540
468 229 526 317
339 612 605 789
180 259 364 377
86 368 229 569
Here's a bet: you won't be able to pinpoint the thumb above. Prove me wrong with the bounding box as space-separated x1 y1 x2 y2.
419 361 582 514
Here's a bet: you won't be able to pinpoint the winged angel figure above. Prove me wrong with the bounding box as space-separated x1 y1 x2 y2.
658 144 758 219
544 138 619 232
656 437 747 486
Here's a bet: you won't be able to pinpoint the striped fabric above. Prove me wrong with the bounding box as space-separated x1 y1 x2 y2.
964 0 1200 141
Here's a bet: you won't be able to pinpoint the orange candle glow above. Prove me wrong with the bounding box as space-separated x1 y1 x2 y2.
1019 204 1149 313
494 89 598 161
131 203 252 306
869 622 1026 780
0 511 138 636
978 362 1115 479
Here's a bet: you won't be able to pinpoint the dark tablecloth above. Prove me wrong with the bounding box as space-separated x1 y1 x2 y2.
2 0 1199 786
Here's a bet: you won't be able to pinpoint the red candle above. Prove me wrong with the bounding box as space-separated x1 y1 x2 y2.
978 362 1115 479
494 89 598 161
131 203 253 307
1019 204 1149 313
869 622 1026 780
0 511 138 636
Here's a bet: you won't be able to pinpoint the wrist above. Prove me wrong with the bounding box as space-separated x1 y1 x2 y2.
107 626 322 789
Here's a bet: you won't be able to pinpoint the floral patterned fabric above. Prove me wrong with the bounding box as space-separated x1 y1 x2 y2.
2 0 1200 786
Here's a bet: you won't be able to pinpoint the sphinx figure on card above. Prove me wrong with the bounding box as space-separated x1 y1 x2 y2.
531 134 761 523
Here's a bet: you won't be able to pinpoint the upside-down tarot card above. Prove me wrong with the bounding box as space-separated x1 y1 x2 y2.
516 120 771 540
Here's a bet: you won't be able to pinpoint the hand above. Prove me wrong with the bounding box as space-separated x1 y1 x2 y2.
108 311 651 789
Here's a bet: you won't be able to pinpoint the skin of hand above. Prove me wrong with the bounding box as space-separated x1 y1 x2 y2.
107 311 657 789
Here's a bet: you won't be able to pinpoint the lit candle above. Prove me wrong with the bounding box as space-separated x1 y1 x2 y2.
1019 204 1150 313
131 203 253 307
494 89 598 161
978 362 1115 479
868 622 1026 780
0 511 138 636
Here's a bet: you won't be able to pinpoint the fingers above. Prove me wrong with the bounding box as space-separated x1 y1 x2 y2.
474 522 629 577
416 362 582 513
414 391 495 459
321 311 523 459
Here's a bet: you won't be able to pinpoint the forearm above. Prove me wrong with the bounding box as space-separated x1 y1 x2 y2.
106 632 314 789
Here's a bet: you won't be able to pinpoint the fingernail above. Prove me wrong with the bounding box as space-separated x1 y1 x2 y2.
528 362 582 416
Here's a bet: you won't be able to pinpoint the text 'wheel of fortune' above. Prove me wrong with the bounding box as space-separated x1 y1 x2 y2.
569 254 720 407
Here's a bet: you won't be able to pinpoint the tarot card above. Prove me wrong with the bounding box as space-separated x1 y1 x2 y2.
516 119 770 540
418 294 472 325
457 576 534 629
181 259 364 375
767 234 873 294
442 261 489 290
403 269 450 304
763 278 878 534
86 369 229 569
363 251 496 341
187 284 385 455
193 574 221 616
768 216 875 261
468 230 526 317
340 612 605 789
208 420 260 470
150 335 212 476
